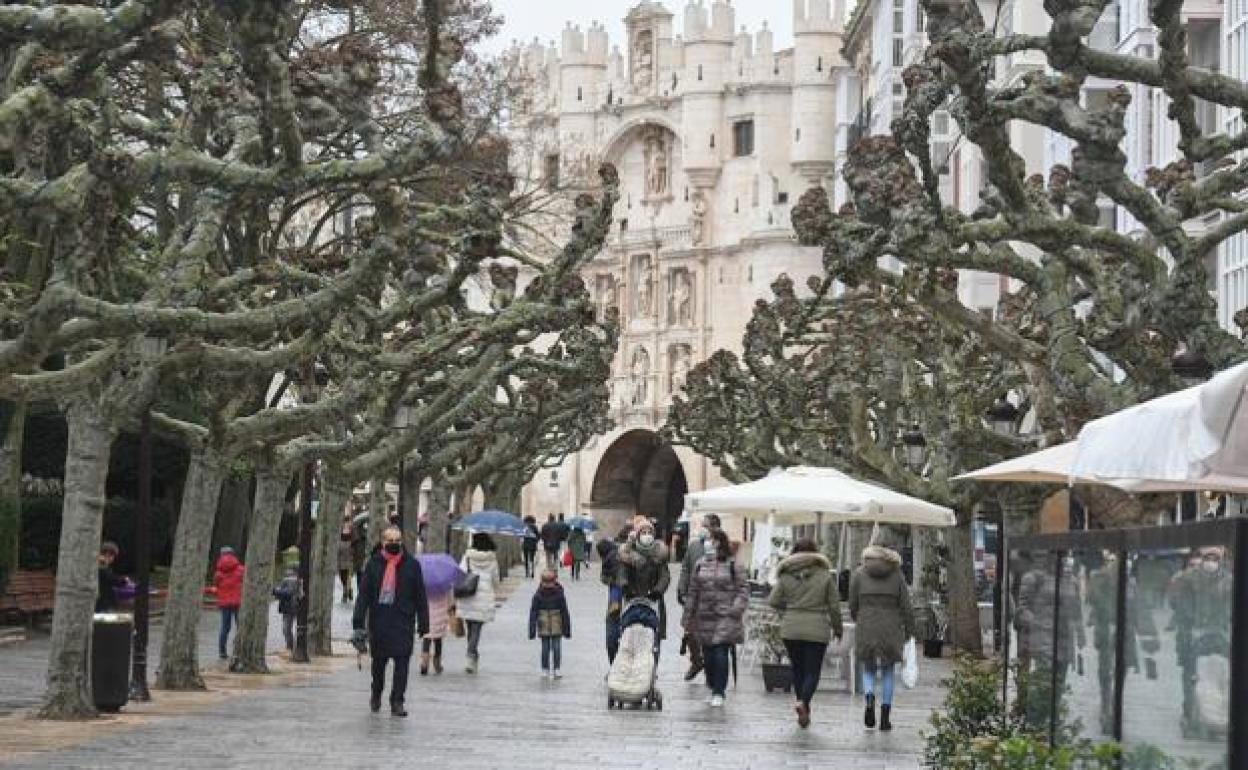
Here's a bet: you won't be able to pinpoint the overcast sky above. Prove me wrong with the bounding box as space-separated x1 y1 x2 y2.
479 0 797 58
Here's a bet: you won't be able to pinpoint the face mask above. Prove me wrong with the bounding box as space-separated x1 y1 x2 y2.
1203 560 1220 573
639 533 655 548
384 542 402 555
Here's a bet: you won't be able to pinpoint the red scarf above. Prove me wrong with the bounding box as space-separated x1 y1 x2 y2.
379 550 402 605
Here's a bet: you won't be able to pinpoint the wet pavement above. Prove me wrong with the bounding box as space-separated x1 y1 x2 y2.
1 563 944 769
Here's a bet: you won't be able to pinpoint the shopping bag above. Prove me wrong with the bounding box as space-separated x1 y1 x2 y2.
562 548 573 568
450 607 466 638
901 639 919 689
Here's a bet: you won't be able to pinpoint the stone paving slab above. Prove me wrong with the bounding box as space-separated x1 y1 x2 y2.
0 562 946 769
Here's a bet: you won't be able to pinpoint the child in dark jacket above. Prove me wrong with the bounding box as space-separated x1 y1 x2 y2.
529 570 571 679
272 566 301 652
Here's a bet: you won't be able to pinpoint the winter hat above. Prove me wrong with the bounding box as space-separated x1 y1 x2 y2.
540 569 558 585
220 546 236 556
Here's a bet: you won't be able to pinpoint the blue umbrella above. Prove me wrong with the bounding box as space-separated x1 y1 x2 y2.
567 516 598 531
451 509 528 536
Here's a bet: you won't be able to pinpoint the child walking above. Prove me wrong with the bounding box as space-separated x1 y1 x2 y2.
272 565 301 652
529 570 571 679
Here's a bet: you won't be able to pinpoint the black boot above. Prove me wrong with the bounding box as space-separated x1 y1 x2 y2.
880 704 893 731
369 693 381 713
864 694 876 728
391 701 408 717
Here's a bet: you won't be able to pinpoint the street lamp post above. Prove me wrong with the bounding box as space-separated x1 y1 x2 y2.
986 395 1019 437
131 335 165 700
900 423 927 472
984 396 1018 656
393 406 417 541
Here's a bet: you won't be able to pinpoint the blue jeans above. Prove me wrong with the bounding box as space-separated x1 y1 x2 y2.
541 636 563 670
862 663 896 705
218 606 238 658
703 643 731 697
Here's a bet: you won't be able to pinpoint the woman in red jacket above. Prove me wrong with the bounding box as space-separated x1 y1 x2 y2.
214 547 246 660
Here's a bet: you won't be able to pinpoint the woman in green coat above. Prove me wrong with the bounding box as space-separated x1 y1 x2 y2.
567 526 587 581
768 538 843 728
849 544 915 732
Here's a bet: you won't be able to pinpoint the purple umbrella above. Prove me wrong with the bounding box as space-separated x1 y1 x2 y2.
417 553 464 594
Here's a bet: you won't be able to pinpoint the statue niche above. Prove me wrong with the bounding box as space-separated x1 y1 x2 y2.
642 127 669 200
668 343 692 395
630 346 651 406
667 267 694 326
595 274 619 322
631 29 654 91
633 254 655 317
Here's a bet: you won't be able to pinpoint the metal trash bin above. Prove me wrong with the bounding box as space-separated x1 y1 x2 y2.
92 613 133 712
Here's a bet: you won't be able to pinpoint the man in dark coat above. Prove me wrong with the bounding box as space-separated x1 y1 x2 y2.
540 514 562 572
353 526 429 717
96 541 124 612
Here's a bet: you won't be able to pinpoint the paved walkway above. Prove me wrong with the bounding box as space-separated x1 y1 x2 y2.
1 563 945 769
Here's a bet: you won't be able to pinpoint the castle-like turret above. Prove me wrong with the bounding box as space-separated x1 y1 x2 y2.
560 21 609 114
681 1 730 184
791 0 842 184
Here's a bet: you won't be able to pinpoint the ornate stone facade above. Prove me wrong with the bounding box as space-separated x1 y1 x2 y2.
513 2 846 528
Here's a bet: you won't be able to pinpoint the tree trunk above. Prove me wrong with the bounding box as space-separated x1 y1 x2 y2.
39 404 115 719
156 448 228 690
424 474 452 554
0 398 25 597
401 463 423 553
212 473 253 560
368 476 387 549
310 478 349 656
230 466 291 673
945 512 982 656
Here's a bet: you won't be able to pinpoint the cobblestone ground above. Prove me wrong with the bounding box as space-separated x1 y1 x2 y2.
1 563 946 769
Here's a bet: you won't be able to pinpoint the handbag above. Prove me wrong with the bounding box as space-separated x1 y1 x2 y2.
449 606 466 638
901 639 919 689
454 561 479 598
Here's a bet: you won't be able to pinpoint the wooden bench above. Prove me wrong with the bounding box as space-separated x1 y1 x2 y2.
0 569 56 626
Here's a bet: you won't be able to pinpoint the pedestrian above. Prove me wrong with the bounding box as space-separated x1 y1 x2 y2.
616 518 672 656
458 532 499 674
849 544 916 731
522 515 540 578
682 528 747 708
96 541 126 612
568 525 587 581
769 538 843 728
415 553 461 677
338 513 356 602
214 546 245 660
597 539 624 664
677 513 721 681
272 564 301 652
540 514 561 572
529 569 572 679
352 526 429 717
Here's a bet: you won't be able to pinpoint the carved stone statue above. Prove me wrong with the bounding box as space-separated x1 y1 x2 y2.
635 255 654 316
632 31 654 90
630 346 651 406
599 275 619 321
647 137 668 196
669 268 693 325
690 190 708 245
669 344 692 394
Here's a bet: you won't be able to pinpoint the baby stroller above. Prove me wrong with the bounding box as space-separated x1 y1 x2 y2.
606 597 663 710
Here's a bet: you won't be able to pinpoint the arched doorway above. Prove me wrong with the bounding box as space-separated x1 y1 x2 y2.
590 429 688 540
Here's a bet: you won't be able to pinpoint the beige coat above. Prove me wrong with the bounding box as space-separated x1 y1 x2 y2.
457 549 498 623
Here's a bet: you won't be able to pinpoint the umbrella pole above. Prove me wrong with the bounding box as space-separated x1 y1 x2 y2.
816 512 824 546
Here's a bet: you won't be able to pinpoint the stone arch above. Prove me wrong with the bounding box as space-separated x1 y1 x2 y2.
599 116 681 167
589 429 688 540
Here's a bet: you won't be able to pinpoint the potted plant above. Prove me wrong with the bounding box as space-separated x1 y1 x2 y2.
757 614 793 692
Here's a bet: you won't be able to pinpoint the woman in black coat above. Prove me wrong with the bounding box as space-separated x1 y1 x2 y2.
352 527 428 717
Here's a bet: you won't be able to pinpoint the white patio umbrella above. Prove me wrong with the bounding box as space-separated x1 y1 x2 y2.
684 466 956 527
1070 361 1248 488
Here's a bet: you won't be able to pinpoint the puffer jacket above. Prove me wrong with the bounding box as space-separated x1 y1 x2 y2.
529 583 571 639
616 540 672 638
683 556 748 646
769 551 844 644
848 545 915 665
457 549 498 623
213 553 245 609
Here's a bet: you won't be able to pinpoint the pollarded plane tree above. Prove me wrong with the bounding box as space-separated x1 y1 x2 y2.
794 0 1247 434
668 273 1021 651
0 0 484 717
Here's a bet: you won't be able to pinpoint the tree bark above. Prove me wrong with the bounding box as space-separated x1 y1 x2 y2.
156 448 228 690
0 398 25 597
309 477 349 656
39 404 114 719
945 512 982 656
367 475 387 549
424 474 452 554
230 466 291 673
